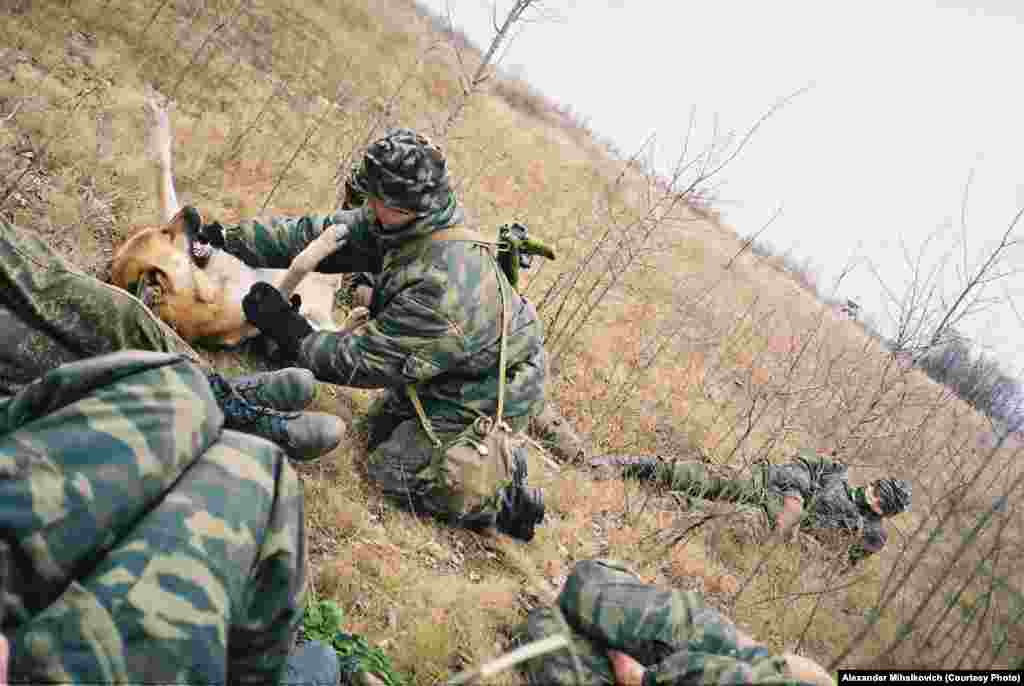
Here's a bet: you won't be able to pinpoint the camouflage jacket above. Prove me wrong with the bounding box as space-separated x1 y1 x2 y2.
0 351 306 684
518 559 808 685
766 451 887 560
223 194 547 430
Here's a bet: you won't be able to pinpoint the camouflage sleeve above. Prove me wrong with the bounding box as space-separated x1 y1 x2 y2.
0 218 200 396
3 352 306 685
298 275 466 388
222 207 382 272
216 430 308 684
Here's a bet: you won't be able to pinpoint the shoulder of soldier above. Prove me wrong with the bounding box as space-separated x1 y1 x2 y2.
376 248 465 328
393 228 494 284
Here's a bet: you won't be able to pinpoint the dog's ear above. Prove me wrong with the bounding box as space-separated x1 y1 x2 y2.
145 266 173 292
109 251 174 303
136 266 174 308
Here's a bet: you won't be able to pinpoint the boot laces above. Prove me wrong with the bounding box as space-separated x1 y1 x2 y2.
220 395 298 443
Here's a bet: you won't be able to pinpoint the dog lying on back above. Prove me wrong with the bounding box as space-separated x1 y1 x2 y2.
108 95 343 347
110 206 343 346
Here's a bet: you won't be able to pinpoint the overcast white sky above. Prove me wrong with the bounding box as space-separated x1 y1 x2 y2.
422 0 1024 374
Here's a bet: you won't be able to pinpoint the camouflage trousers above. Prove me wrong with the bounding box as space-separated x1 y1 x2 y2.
517 559 793 685
654 460 784 529
1 351 306 685
0 218 198 396
363 388 530 524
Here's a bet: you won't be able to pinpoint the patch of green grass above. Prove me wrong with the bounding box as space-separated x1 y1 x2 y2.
303 598 408 686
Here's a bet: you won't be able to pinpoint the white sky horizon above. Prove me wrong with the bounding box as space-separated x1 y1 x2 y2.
420 0 1024 377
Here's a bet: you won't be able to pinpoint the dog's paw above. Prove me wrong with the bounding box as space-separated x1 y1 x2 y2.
142 89 174 166
196 221 225 250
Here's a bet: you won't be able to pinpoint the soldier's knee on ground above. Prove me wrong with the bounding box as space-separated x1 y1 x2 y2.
364 419 434 500
363 391 412 452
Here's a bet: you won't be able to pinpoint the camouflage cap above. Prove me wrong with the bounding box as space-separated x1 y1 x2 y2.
351 128 451 216
873 478 912 516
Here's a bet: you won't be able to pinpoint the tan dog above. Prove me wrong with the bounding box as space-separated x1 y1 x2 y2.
110 207 343 346
109 94 344 347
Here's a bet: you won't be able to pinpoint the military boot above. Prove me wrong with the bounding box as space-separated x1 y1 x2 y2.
226 367 317 411
496 484 546 542
207 372 345 461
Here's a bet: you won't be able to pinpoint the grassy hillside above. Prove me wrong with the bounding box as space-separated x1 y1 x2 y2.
2 0 1021 681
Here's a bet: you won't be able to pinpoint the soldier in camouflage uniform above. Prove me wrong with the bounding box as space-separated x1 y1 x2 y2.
593 452 911 565
516 559 834 686
0 349 312 684
198 129 549 539
0 217 345 461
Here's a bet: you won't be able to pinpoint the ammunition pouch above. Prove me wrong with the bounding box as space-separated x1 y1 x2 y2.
416 416 544 538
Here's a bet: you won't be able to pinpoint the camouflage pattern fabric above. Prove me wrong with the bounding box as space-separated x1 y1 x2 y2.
652 455 887 561
516 559 803 685
1 351 306 684
219 190 546 435
349 128 451 216
638 460 778 528
0 218 198 397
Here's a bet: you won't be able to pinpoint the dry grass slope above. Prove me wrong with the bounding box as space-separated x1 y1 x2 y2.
2 0 1022 681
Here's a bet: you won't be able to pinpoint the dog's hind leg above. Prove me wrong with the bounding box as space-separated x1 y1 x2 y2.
144 92 180 223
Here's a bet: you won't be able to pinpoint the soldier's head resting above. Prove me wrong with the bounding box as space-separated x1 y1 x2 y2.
351 128 451 228
867 478 912 517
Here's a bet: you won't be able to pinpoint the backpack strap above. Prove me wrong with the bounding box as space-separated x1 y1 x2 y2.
427 226 495 245
384 226 499 271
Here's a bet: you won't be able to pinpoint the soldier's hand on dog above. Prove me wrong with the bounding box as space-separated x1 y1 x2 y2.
242 282 315 360
195 221 226 250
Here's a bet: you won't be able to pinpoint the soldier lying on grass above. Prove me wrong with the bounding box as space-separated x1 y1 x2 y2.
515 558 835 686
591 451 911 565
